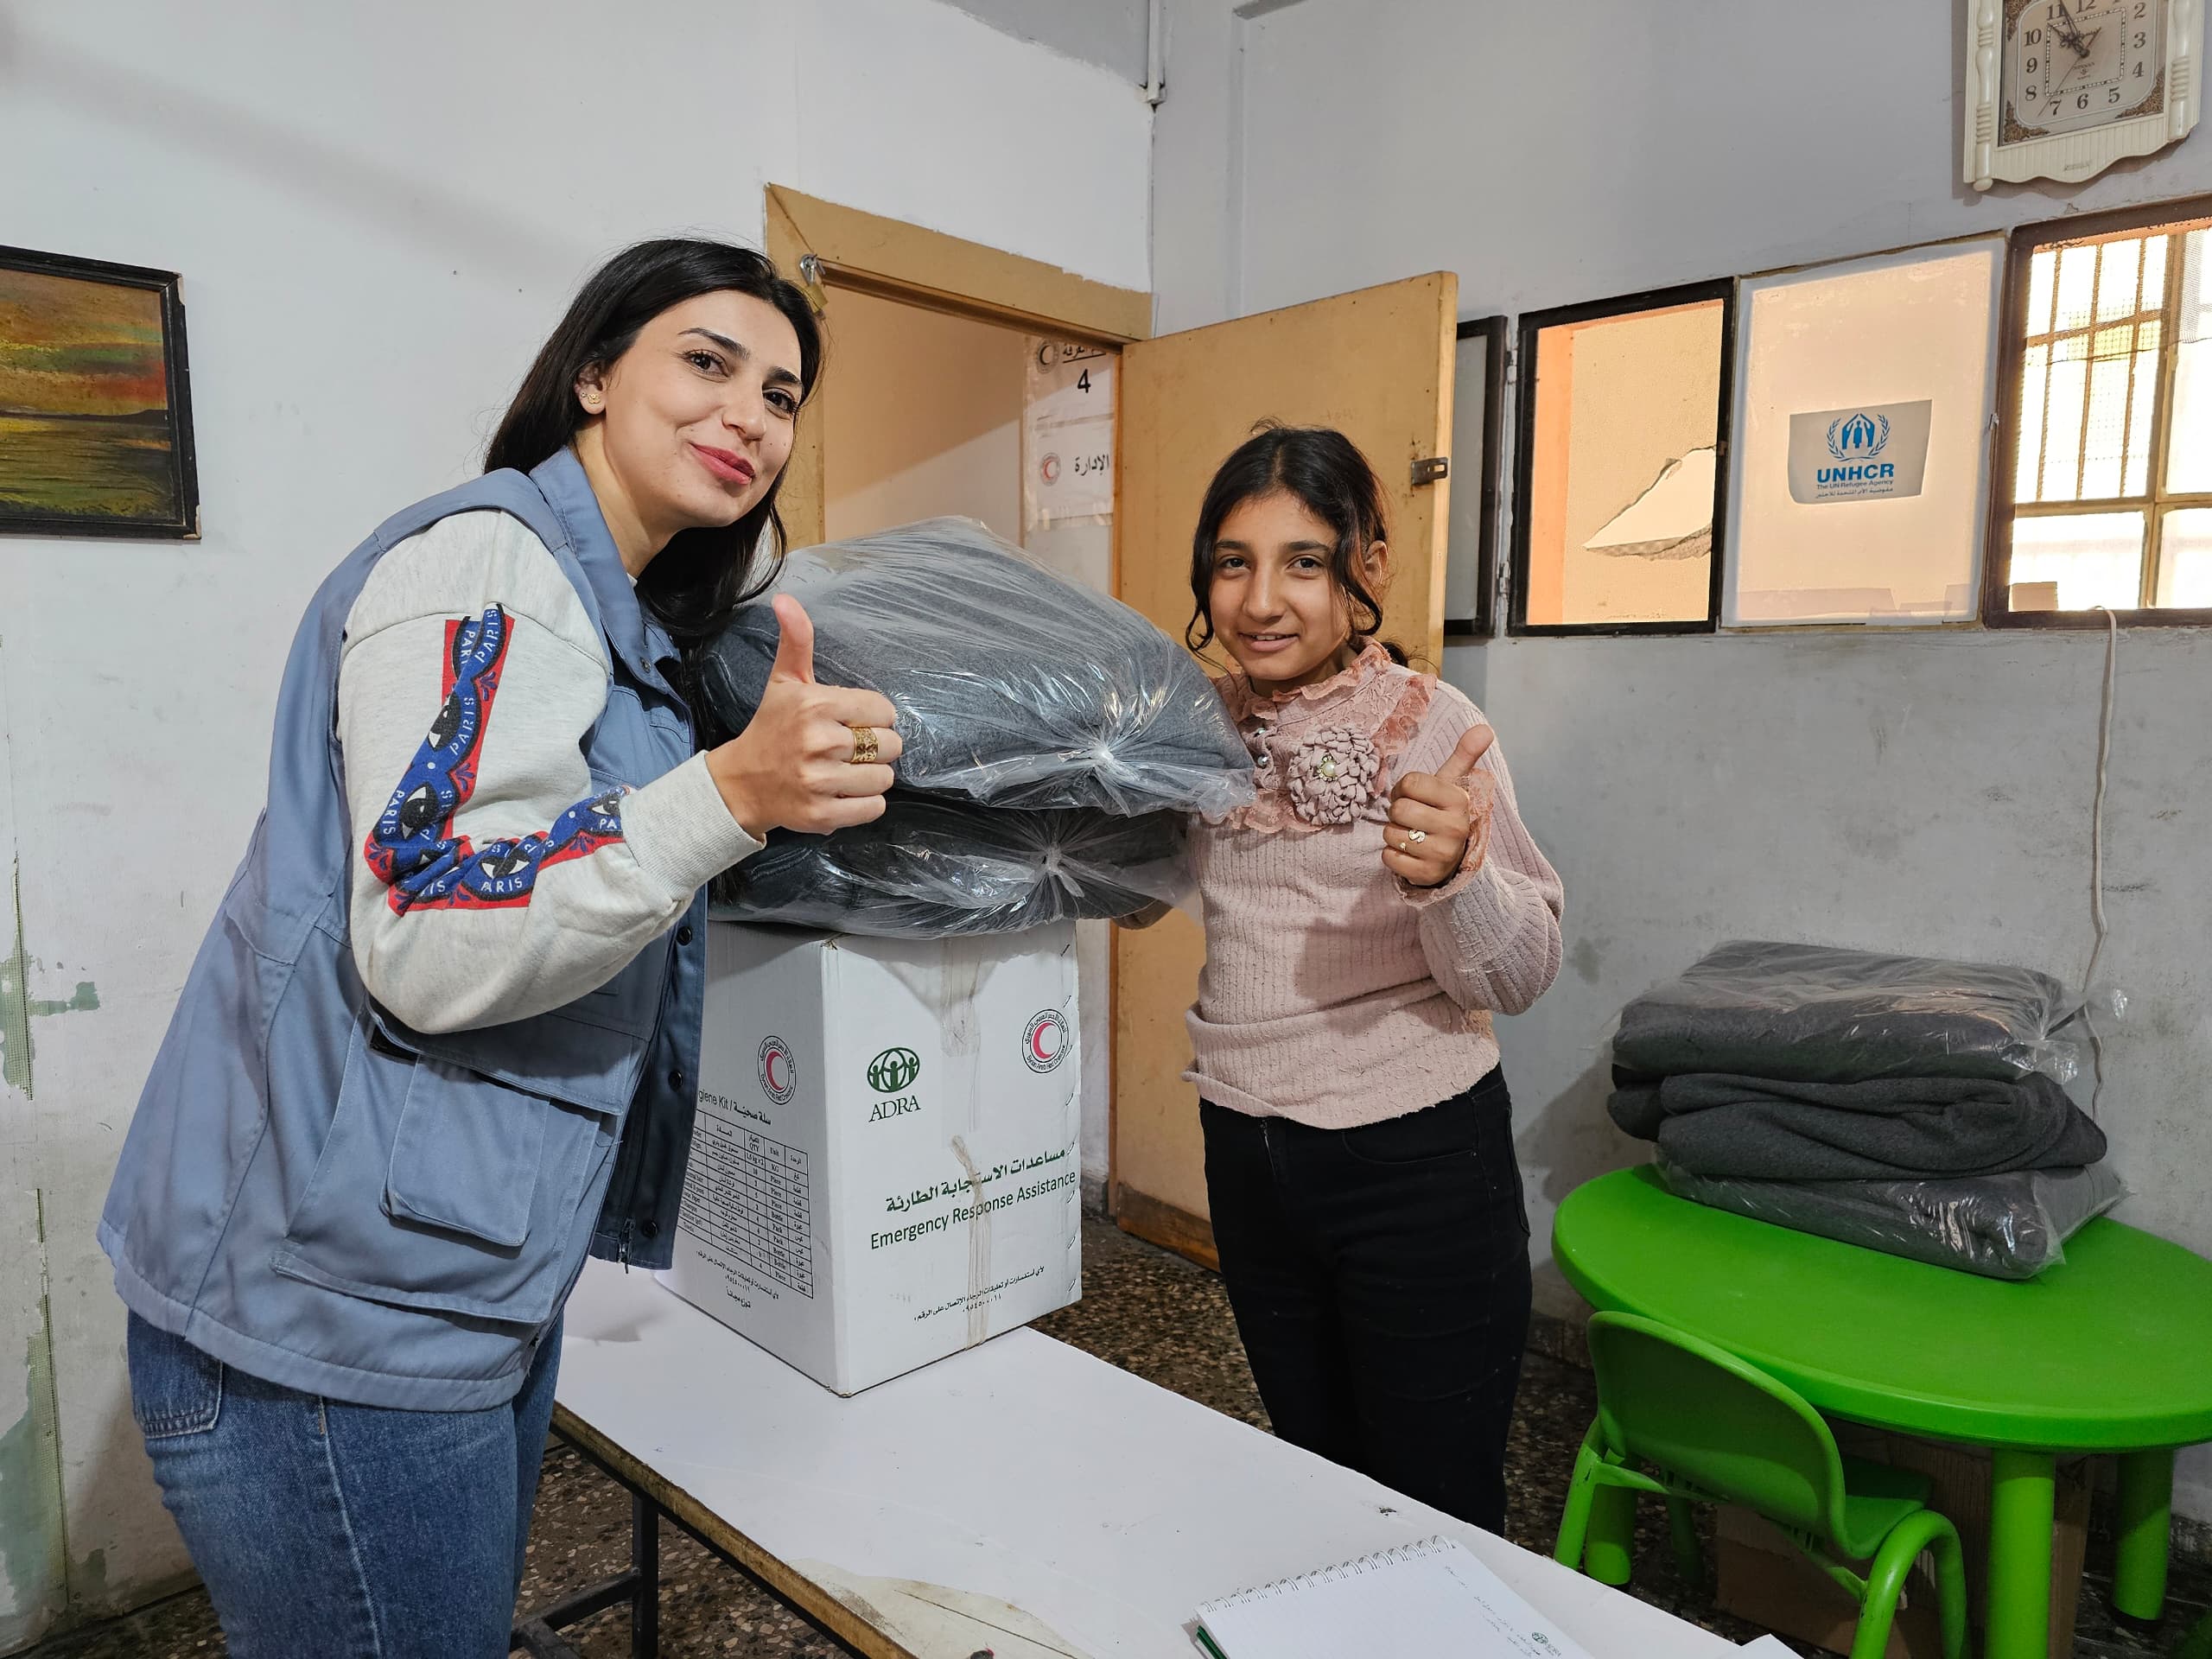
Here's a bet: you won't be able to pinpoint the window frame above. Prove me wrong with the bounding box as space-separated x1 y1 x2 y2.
1984 193 2212 631
1445 314 1508 639
1508 279 1735 638
1720 236 2005 630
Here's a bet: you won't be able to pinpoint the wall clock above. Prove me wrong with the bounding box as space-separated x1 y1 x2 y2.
1965 0 2202 187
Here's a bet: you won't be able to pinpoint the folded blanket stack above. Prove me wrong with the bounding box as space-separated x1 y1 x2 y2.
1610 941 2115 1277
699 518 1251 937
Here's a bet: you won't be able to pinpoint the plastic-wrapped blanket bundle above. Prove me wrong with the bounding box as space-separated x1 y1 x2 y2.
710 796 1189 939
1611 939 2079 1084
1654 1159 2126 1281
699 518 1256 819
1612 940 2112 1278
1608 1070 2107 1180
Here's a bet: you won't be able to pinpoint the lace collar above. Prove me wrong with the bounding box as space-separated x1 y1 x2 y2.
1211 643 1434 834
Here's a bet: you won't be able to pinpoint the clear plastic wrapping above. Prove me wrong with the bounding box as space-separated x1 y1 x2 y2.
1612 939 2079 1085
699 518 1255 819
1654 1159 2126 1280
709 796 1189 938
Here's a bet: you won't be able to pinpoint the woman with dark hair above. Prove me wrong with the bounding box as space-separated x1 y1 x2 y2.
1179 424 1563 1534
99 239 893 1656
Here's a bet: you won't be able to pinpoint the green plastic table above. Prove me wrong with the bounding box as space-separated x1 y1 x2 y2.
1553 1167 2212 1659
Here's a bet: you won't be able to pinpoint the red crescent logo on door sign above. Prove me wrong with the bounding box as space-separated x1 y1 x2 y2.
757 1035 797 1105
1039 453 1062 486
1022 1009 1069 1074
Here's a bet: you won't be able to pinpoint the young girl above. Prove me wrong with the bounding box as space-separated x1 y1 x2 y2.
1185 424 1564 1534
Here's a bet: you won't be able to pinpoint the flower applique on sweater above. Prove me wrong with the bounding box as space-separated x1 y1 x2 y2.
1211 642 1433 835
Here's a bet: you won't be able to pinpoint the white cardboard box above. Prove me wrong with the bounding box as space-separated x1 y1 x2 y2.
658 922 1083 1395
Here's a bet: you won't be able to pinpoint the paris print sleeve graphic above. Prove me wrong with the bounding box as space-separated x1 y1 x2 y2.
364 605 626 913
334 513 762 1034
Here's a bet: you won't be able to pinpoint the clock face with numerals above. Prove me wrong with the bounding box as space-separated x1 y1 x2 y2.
2005 0 2167 137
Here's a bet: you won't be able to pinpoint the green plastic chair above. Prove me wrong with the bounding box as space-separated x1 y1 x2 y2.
1554 1313 1970 1659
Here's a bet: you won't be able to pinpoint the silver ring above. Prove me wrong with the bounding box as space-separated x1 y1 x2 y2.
1406 829 1427 844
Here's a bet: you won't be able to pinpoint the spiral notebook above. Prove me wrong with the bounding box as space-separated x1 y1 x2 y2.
1192 1535 1594 1658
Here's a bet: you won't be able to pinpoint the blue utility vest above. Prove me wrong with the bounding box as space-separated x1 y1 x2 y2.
99 448 710 1410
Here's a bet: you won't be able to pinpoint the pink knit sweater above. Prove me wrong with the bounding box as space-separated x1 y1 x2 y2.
1184 645 1565 1129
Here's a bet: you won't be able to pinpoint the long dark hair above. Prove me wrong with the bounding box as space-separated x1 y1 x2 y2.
486 238 822 659
1185 423 1404 665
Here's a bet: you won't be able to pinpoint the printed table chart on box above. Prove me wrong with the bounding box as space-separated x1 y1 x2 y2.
677 1108 816 1298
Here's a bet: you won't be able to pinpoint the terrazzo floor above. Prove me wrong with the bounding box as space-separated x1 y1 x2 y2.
30 1216 2212 1657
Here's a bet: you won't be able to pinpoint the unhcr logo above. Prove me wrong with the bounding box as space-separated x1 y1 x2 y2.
1788 400 1929 506
1820 410 1896 486
1827 410 1891 461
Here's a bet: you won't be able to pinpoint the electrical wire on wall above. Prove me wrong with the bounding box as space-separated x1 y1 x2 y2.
2079 607 2120 1119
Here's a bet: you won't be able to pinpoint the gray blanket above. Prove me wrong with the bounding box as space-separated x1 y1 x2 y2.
1612 940 2075 1084
1654 1160 2126 1280
698 518 1256 819
709 794 1186 938
1609 1070 2107 1179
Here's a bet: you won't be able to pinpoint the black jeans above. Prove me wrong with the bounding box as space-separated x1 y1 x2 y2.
1200 1069 1533 1534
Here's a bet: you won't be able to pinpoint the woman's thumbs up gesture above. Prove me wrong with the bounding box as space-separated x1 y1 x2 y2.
1381 722 1496 889
705 594 902 839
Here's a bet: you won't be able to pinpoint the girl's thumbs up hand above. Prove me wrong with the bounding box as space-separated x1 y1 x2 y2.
1382 722 1497 890
706 595 903 840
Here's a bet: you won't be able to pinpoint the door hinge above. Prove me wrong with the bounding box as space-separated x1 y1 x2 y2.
1411 455 1449 486
796 253 830 316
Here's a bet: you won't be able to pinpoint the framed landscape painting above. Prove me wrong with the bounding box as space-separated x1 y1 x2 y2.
0 245 199 537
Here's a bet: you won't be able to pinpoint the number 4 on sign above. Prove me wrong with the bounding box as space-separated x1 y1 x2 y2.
1077 369 1091 393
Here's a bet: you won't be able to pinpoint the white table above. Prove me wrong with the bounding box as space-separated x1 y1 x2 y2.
530 1258 1738 1658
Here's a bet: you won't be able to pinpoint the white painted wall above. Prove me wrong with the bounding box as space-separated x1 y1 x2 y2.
947 0 1151 82
0 2 1148 1644
1154 0 2212 1521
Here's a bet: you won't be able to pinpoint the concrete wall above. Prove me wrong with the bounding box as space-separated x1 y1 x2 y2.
1154 0 2212 1520
0 2 1148 1645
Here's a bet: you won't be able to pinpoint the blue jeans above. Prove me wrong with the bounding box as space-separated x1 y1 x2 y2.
127 1312 562 1658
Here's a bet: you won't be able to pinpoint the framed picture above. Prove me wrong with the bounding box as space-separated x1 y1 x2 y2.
0 245 199 537
1725 238 2004 627
1510 281 1733 635
1444 315 1506 637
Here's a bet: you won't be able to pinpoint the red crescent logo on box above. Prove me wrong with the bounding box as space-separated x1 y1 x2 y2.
1023 1009 1069 1074
757 1035 797 1105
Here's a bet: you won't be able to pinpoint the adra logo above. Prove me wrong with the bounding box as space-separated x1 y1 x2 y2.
868 1047 921 1093
867 1046 923 1123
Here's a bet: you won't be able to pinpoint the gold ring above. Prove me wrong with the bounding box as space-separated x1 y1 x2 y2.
849 726 879 766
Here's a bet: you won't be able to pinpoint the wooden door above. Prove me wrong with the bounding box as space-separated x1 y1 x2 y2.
1110 273 1459 1262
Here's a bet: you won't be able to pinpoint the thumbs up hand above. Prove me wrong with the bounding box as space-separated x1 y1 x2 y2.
1382 721 1497 889
706 595 902 839
766 590 819 685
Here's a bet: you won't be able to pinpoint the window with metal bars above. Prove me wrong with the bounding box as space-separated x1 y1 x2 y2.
1989 196 2212 626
